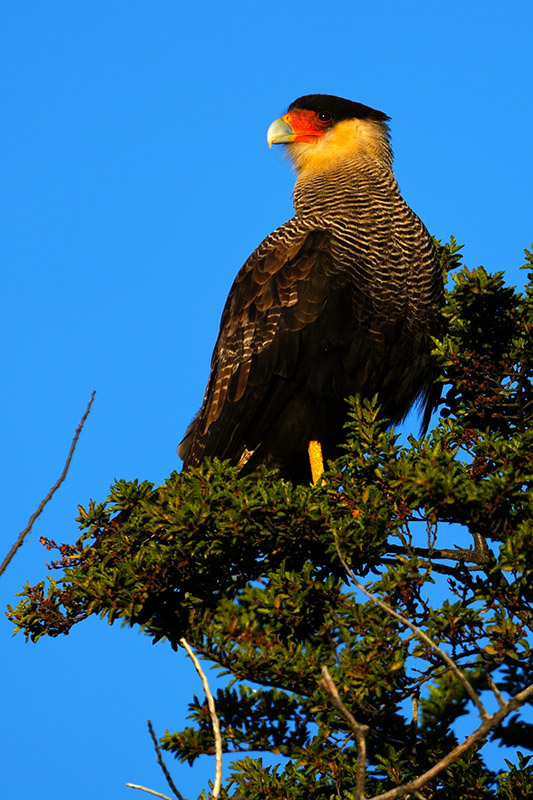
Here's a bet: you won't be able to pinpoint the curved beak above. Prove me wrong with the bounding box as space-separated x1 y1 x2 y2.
266 116 297 148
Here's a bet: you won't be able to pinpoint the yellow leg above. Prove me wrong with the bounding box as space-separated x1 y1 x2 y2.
308 440 324 485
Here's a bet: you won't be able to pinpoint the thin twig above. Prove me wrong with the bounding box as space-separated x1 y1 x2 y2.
180 637 223 800
333 534 489 721
147 720 185 800
411 694 419 729
125 784 174 800
0 391 96 578
365 681 533 800
320 665 368 800
410 691 420 764
125 720 184 800
486 673 505 708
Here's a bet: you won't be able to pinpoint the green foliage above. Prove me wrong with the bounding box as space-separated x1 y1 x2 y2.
7 240 533 798
497 753 533 800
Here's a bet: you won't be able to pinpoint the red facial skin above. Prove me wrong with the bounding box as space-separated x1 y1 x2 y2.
281 109 334 142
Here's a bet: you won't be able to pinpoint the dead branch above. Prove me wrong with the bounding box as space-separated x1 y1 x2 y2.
125 784 174 800
147 720 185 800
0 391 96 578
180 637 223 800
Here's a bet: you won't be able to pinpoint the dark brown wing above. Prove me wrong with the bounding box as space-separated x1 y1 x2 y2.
178 217 333 469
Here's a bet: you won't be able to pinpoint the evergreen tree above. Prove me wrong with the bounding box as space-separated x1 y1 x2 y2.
9 241 533 799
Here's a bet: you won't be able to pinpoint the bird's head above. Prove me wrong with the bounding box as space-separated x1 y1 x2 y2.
267 94 392 175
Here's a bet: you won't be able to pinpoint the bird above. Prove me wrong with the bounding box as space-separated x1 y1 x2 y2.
178 94 443 484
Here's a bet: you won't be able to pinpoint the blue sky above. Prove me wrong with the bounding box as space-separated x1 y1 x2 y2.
2 1 532 798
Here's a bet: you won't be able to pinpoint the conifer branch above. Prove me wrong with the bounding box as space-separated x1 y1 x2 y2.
320 665 369 800
365 681 533 800
333 534 489 721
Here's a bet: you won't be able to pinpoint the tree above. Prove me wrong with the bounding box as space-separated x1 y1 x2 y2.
8 241 533 799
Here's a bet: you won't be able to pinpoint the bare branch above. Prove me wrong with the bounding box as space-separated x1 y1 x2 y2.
126 720 185 800
387 543 491 567
411 694 419 729
147 720 185 800
366 681 533 800
0 391 96 578
410 691 420 764
334 534 489 721
180 637 223 800
471 531 491 561
320 665 369 800
125 784 174 800
486 673 505 708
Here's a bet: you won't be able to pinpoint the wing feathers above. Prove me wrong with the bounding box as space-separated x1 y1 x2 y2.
181 220 331 465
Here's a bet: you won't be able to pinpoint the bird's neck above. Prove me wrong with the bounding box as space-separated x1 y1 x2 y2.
292 156 398 217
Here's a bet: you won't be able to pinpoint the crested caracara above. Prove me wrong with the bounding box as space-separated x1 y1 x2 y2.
178 94 443 483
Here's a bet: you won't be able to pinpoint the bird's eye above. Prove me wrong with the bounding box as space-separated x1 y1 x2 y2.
317 111 333 124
